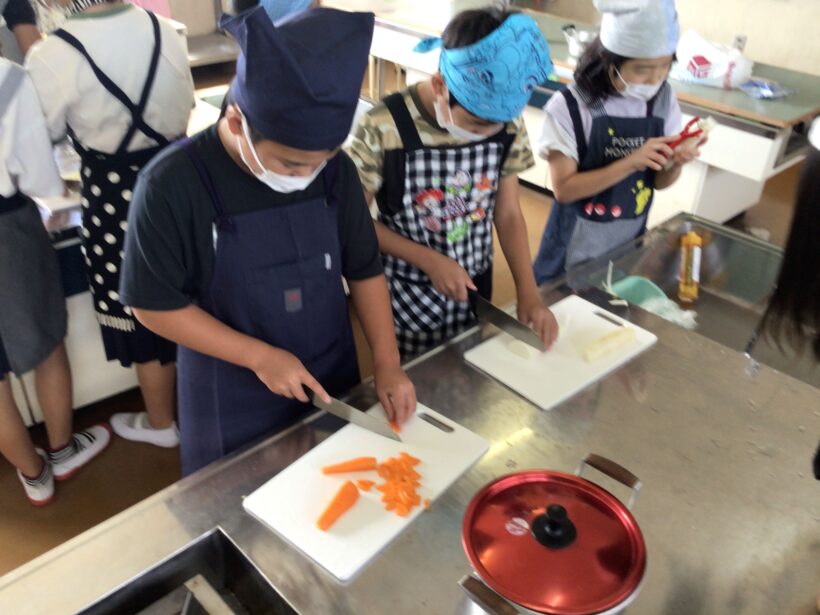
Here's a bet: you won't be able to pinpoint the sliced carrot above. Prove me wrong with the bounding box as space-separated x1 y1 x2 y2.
316 481 359 531
356 479 375 492
424 498 432 510
399 452 420 466
389 420 401 433
373 453 426 519
321 456 378 475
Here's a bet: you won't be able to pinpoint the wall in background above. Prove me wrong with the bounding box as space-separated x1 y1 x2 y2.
544 0 820 77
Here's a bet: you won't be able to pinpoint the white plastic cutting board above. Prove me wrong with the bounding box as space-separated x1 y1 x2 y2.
243 405 488 582
464 295 657 411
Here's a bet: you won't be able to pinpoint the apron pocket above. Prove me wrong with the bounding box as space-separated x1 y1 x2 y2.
567 215 647 270
246 252 347 361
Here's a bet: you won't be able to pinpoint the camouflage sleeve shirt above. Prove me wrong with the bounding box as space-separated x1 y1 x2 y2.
346 85 535 201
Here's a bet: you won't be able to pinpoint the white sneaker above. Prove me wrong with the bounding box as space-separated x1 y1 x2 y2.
16 449 54 506
110 412 179 448
50 424 112 481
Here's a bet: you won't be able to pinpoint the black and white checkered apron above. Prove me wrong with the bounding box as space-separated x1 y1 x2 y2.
53 12 176 367
377 93 514 358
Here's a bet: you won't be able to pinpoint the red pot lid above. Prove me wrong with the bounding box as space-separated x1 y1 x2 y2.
462 470 646 615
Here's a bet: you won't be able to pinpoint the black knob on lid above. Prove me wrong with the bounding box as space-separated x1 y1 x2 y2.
532 504 577 549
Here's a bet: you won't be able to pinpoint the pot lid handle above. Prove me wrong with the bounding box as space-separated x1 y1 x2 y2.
459 575 520 615
576 454 642 510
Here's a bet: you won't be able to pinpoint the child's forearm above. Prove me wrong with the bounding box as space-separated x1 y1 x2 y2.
494 177 540 301
655 163 683 190
133 304 268 371
374 220 438 272
552 157 636 203
348 275 402 369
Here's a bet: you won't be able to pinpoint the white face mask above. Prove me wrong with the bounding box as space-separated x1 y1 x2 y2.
434 95 491 142
237 114 326 193
615 68 664 101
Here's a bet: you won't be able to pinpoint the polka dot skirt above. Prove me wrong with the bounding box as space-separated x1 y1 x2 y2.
79 159 143 334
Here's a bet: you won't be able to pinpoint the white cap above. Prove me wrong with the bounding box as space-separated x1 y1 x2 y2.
595 0 680 59
810 117 820 150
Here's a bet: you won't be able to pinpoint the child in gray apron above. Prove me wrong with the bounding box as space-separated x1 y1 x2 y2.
0 58 109 506
534 0 703 285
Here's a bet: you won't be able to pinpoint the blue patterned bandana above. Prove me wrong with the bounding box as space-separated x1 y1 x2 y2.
260 0 313 24
414 13 554 123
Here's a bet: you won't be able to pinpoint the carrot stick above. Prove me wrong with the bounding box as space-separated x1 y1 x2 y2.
321 456 378 475
316 481 359 531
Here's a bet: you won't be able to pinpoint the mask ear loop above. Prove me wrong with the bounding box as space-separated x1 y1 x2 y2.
239 113 270 175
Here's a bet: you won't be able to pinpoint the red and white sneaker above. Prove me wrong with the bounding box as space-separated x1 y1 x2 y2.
16 449 54 506
49 424 111 481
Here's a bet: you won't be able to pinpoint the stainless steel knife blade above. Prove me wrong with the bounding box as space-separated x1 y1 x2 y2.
309 392 401 442
470 292 546 352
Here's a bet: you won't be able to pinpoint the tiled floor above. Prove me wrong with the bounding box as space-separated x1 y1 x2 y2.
0 61 803 576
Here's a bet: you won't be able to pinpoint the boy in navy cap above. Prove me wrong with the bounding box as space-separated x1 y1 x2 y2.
120 7 416 475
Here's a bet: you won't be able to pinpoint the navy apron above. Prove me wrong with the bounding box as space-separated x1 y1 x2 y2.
176 140 360 476
53 12 177 367
533 86 669 285
377 92 513 358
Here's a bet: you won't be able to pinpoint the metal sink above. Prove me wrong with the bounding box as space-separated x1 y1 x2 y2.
78 529 296 615
565 214 820 388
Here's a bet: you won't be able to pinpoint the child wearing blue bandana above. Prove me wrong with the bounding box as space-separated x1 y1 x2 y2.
347 8 559 359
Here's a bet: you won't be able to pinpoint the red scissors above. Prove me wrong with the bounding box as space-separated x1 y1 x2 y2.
668 116 706 149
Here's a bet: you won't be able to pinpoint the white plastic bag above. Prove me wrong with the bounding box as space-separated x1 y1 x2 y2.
670 29 754 90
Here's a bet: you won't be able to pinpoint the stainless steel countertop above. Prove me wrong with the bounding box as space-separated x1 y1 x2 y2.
2 288 819 615
569 213 820 389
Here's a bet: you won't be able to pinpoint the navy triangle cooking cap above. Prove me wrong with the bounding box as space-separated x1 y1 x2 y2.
220 7 374 151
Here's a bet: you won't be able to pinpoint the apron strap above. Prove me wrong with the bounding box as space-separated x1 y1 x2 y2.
53 11 169 154
560 89 588 162
383 92 423 151
0 191 27 215
321 153 340 210
177 137 234 231
646 82 671 121
116 10 166 155
645 95 656 117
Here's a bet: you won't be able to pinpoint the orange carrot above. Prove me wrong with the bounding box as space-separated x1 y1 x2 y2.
424 498 432 510
321 456 378 475
389 420 401 433
399 452 420 466
316 481 359 531
356 479 375 492
374 453 425 518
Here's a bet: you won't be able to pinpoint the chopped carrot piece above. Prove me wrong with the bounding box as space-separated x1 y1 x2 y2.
321 456 378 475
356 479 375 492
424 498 432 510
399 452 420 466
389 420 401 433
372 453 426 519
316 481 359 531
